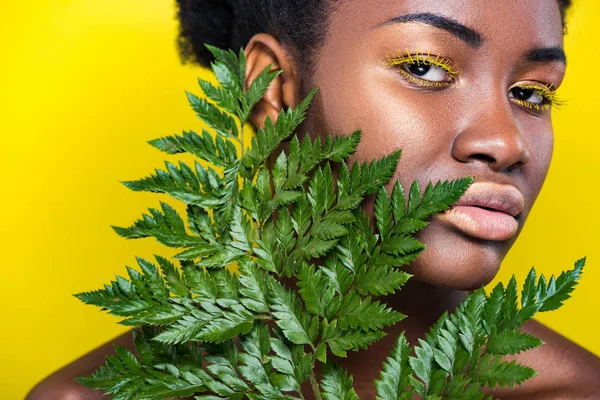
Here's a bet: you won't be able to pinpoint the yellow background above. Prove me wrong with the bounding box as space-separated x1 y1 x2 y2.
1 1 598 398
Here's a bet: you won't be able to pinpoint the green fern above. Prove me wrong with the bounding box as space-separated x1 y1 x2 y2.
75 45 584 399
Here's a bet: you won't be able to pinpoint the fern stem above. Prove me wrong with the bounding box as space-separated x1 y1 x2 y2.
309 372 323 400
252 219 261 241
240 123 245 156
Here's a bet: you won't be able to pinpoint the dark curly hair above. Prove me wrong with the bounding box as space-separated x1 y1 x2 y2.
175 0 573 68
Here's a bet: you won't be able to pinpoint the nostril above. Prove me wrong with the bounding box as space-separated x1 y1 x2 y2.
506 160 525 172
470 153 496 163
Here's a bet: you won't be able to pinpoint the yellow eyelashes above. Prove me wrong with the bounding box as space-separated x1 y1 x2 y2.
386 50 562 114
508 83 562 112
386 50 458 88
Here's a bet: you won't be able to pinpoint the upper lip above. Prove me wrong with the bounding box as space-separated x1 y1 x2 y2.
452 181 525 217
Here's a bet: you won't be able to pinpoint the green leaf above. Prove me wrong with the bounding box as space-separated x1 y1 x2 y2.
198 78 240 118
241 89 317 179
197 307 256 344
391 180 407 222
375 333 413 400
153 312 208 345
155 255 190 297
229 206 253 252
243 65 281 121
354 265 411 296
113 202 208 248
238 258 270 314
323 130 361 163
305 237 338 258
328 329 386 358
483 282 504 334
537 258 585 312
380 235 424 256
521 268 537 308
321 259 354 296
408 178 473 220
353 150 401 196
502 276 519 329
337 291 405 331
375 187 394 240
315 342 328 363
486 330 543 356
269 278 313 345
237 325 286 398
149 129 237 168
186 91 239 139
297 263 337 318
474 356 537 390
121 162 223 208
320 362 359 400
211 60 242 97
409 339 435 396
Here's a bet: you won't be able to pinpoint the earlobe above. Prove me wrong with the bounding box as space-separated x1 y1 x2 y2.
244 34 300 129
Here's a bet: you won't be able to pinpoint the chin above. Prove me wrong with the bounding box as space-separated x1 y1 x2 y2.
407 218 513 291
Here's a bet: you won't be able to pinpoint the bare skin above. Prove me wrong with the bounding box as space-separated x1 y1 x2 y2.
27 0 600 399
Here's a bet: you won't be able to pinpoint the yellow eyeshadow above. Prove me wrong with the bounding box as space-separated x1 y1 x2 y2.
385 50 562 112
511 83 561 112
386 49 459 77
396 69 452 88
517 84 558 101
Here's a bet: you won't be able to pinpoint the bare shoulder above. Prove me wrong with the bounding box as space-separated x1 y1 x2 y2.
484 319 600 399
26 331 135 400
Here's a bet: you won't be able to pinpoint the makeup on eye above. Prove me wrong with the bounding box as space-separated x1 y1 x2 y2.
385 50 562 112
386 50 457 87
508 82 561 112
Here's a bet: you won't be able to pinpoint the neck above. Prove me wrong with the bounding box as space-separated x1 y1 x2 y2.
382 279 468 323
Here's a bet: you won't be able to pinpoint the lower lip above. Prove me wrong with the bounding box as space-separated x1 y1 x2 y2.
440 206 519 241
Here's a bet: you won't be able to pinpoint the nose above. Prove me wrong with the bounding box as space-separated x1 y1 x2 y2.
451 103 531 172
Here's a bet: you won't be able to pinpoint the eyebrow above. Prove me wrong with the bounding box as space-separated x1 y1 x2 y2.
526 47 567 65
379 12 567 65
378 12 483 48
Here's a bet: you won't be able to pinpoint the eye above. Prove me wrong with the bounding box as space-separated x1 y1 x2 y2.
509 87 544 104
402 62 452 83
386 52 458 88
508 83 557 112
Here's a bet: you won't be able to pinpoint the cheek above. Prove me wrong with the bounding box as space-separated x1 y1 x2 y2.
520 121 554 208
534 130 554 182
311 66 457 183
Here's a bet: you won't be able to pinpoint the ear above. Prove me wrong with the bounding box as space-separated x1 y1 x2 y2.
244 33 301 129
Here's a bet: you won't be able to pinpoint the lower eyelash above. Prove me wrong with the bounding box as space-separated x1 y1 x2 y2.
512 98 552 111
396 68 452 88
386 50 459 85
511 83 564 111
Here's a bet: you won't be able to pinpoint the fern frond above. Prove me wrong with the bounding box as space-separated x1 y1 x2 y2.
320 362 359 400
375 333 413 400
76 44 585 400
149 129 238 168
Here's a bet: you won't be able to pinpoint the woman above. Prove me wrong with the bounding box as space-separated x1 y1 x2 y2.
27 0 600 398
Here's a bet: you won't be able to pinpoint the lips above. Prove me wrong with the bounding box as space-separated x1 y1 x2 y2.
438 182 525 241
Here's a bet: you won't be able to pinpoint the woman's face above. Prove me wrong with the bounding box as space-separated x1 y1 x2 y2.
300 0 566 289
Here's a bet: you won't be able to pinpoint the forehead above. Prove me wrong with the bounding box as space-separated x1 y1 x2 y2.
326 0 564 48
